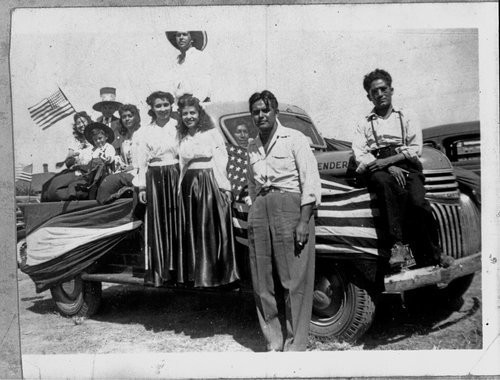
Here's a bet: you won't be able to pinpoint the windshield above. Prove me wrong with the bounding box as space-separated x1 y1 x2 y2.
221 113 324 148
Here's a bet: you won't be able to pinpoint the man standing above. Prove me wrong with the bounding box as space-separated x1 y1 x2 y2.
93 87 123 153
246 90 321 352
352 68 454 270
165 31 212 102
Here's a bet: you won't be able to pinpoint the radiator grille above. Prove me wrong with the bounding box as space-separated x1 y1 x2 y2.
424 168 459 198
430 194 481 259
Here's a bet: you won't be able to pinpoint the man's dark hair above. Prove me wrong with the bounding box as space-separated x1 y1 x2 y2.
248 90 279 113
363 69 392 93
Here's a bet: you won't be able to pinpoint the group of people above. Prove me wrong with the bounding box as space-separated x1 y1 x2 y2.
64 87 240 289
55 67 453 353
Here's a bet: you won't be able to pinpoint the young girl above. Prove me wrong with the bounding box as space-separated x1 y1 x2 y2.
134 91 180 285
177 94 239 287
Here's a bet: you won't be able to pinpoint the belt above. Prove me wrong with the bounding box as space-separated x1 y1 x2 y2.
257 186 287 196
148 158 179 167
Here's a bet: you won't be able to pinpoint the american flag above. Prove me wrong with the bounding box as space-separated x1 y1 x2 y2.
231 175 383 258
15 163 33 182
226 143 249 202
28 88 75 129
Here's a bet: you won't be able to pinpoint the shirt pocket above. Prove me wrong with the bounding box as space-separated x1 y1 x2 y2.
270 149 293 173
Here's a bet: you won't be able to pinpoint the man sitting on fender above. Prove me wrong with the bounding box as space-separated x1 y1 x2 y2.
352 68 454 271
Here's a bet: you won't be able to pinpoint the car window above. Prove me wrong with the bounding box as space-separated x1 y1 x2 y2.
222 113 323 147
444 135 480 163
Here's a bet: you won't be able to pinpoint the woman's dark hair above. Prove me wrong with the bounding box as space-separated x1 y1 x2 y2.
176 94 214 139
146 91 175 121
72 111 93 142
118 104 141 137
248 90 279 113
363 69 392 93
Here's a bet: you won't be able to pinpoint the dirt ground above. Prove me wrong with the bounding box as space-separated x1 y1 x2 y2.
17 269 482 354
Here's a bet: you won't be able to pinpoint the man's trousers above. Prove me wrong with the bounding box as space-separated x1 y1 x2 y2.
365 168 441 265
247 191 315 351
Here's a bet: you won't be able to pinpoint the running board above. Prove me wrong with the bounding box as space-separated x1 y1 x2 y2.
384 252 481 293
81 272 146 286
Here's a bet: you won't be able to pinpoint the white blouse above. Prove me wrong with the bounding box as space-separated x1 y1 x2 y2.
134 118 179 188
179 128 230 191
68 138 93 166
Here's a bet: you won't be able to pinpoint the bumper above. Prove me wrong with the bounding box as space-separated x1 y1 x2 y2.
384 251 481 293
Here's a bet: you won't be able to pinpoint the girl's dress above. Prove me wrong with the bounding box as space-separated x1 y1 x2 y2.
178 128 239 287
135 119 180 285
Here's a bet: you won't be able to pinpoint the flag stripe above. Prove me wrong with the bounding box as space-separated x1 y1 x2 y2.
23 199 142 266
30 101 71 122
36 106 72 124
315 244 379 256
40 109 75 129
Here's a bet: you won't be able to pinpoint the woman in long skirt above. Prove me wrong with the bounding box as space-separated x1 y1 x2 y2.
135 91 179 285
177 94 239 287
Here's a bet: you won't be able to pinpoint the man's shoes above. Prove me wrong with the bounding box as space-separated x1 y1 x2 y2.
389 242 416 271
438 253 455 268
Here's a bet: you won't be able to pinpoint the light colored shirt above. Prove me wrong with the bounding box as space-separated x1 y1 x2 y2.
170 48 213 102
179 128 231 191
352 106 422 173
91 142 116 161
134 119 179 188
247 120 321 207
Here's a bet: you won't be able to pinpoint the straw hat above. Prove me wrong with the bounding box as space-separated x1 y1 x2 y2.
165 31 208 51
92 87 123 112
84 122 115 146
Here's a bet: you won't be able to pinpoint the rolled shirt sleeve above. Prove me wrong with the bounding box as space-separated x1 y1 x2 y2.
293 132 322 207
352 120 376 173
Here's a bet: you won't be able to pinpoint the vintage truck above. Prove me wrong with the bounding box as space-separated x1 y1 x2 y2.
17 101 481 343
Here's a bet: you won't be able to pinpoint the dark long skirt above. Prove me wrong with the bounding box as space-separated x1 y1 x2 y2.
178 168 240 287
145 164 180 285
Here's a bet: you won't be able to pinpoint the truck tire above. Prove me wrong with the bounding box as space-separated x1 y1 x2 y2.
50 276 102 317
310 266 376 342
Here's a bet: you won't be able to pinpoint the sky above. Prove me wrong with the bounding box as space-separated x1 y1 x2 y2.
10 5 481 173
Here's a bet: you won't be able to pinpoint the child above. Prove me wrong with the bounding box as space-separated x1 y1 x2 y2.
84 123 117 163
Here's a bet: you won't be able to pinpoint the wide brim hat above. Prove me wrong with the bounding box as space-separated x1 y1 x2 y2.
165 31 208 51
93 87 123 112
84 122 115 145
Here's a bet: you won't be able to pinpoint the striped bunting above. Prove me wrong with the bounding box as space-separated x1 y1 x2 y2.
28 88 75 129
231 176 383 257
22 199 142 266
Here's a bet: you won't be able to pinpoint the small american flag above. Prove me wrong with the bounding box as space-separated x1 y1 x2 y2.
28 88 75 129
15 163 33 182
226 144 249 202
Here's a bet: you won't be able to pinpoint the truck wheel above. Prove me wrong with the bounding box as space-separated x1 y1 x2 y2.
310 266 376 342
50 276 102 317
